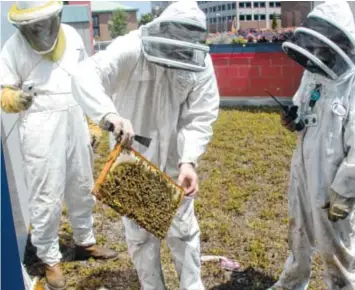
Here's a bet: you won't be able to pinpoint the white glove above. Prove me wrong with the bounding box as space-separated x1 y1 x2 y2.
323 189 355 222
178 163 199 197
17 91 34 111
100 113 135 147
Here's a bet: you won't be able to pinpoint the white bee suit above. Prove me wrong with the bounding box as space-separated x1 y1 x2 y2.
70 1 220 289
0 24 96 266
272 1 355 289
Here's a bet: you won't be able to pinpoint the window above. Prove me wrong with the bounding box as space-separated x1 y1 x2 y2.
209 7 213 12
227 3 231 10
213 17 217 23
239 14 245 21
260 2 265 7
213 6 216 12
254 14 259 20
239 2 244 8
246 14 252 21
222 4 225 10
269 2 275 7
218 5 221 11
246 2 251 8
269 13 281 20
63 1 69 4
260 14 266 20
232 3 236 9
228 15 233 20
276 2 281 7
93 27 100 37
209 18 213 23
92 15 99 26
222 16 226 21
254 2 259 8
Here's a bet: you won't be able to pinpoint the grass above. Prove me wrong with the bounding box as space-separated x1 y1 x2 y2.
24 108 325 289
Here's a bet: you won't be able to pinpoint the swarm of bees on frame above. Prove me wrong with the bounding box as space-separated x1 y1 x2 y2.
99 149 185 239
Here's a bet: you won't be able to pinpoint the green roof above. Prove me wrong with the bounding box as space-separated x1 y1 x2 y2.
91 1 138 13
62 5 90 23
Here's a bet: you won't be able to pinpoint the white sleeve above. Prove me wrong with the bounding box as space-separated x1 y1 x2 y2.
0 38 21 89
177 55 220 166
331 91 355 198
71 35 138 124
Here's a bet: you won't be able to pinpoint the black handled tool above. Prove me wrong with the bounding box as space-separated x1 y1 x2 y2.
265 90 305 132
108 123 152 148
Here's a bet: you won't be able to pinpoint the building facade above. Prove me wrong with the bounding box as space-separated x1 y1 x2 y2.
281 1 312 27
91 1 138 41
198 1 281 32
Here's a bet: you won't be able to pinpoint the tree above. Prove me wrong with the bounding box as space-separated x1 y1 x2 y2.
272 13 278 30
138 13 154 27
108 9 128 39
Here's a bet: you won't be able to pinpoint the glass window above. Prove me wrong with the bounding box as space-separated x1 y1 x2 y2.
213 17 216 23
228 15 233 20
93 27 100 37
222 4 225 10
239 14 245 21
269 2 275 7
260 2 266 7
246 2 251 8
227 3 231 10
260 14 266 20
254 14 259 20
246 14 252 21
218 5 221 11
92 15 99 26
213 7 216 12
232 3 236 9
209 7 212 12
239 2 245 8
254 2 259 8
276 2 281 7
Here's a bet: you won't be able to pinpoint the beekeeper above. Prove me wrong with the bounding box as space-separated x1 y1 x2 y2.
0 1 118 289
270 1 355 289
71 1 220 289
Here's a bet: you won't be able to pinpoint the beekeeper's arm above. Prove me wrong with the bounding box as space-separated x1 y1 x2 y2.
177 55 220 167
330 91 355 199
0 42 33 113
71 37 135 145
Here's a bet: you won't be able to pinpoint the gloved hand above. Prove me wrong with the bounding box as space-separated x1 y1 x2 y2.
323 189 355 222
178 163 199 197
280 110 296 132
88 122 102 151
1 88 34 113
100 113 135 147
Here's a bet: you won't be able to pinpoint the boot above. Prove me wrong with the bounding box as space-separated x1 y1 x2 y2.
74 244 118 261
44 263 67 290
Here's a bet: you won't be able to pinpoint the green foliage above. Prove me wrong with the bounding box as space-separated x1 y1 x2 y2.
138 13 154 27
108 9 128 39
272 13 278 30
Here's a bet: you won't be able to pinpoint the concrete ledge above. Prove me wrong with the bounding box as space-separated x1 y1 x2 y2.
220 97 293 108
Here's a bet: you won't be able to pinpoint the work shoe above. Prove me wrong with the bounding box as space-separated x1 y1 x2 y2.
44 263 67 290
74 244 118 261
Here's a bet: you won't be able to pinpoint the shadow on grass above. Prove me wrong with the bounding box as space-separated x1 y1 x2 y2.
23 232 75 277
221 106 283 114
210 267 276 290
75 268 140 290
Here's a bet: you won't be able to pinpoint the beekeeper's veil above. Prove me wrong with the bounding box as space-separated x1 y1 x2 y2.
8 1 63 54
282 0 355 80
140 0 209 72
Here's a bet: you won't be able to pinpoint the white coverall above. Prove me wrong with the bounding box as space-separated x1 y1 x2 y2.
273 6 355 288
71 7 220 290
0 24 96 266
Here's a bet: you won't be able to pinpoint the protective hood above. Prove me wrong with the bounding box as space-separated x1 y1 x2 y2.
140 0 210 72
8 1 63 55
282 0 355 81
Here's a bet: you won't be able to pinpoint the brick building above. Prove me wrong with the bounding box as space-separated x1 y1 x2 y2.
91 1 138 41
281 1 312 27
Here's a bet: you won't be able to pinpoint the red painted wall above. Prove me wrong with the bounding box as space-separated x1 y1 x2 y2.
68 1 94 55
211 52 304 97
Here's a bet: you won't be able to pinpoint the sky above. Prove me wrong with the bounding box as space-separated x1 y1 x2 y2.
117 1 152 19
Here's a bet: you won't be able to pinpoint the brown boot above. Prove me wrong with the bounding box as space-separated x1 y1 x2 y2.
44 263 67 290
74 244 118 261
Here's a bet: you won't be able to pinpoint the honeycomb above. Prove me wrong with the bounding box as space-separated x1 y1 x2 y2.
97 148 185 239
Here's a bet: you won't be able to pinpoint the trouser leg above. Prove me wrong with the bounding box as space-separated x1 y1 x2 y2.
166 198 204 290
122 217 166 290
